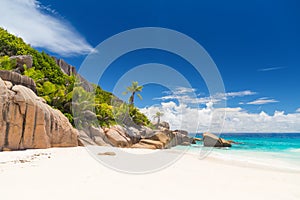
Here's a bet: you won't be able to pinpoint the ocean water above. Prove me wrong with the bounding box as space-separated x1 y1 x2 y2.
183 133 300 172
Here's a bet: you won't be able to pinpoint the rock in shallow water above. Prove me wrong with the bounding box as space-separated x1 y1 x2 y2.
203 132 232 147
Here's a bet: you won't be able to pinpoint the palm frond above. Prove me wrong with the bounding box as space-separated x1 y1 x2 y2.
137 93 143 100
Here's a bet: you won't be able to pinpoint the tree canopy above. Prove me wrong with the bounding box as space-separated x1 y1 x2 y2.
123 81 143 105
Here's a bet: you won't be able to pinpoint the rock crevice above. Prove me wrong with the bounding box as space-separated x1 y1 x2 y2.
0 70 37 93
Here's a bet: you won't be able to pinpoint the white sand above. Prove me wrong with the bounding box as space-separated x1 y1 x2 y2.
0 146 299 200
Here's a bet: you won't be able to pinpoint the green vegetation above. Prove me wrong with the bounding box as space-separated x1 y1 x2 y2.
0 55 16 70
0 27 151 128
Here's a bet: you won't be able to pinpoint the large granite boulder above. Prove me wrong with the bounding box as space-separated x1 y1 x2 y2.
0 70 37 93
140 126 155 138
78 130 97 146
203 132 232 147
160 130 193 147
94 136 111 146
148 131 170 147
89 126 105 138
124 126 141 144
0 78 78 151
139 139 164 149
104 125 131 147
77 126 111 146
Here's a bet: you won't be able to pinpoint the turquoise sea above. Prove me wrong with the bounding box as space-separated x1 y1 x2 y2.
184 133 300 172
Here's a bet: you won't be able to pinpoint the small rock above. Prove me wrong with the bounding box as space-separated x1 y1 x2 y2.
97 152 116 156
180 142 191 146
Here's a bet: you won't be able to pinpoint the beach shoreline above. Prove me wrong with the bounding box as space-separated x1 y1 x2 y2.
1 146 299 200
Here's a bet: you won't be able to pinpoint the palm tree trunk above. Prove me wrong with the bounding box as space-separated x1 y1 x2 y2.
129 92 135 105
156 117 160 129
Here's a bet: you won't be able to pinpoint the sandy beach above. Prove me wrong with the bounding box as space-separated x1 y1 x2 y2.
0 147 299 200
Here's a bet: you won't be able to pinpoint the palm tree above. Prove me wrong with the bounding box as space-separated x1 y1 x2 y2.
123 81 143 105
153 111 164 128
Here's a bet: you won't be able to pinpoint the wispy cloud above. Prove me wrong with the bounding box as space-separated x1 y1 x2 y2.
0 0 93 56
155 87 256 105
246 97 278 105
296 108 300 113
215 90 257 98
258 67 285 72
168 86 196 95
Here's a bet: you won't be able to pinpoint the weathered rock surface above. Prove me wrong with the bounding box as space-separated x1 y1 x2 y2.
53 58 77 76
131 142 157 149
78 131 97 146
89 126 105 138
10 55 33 74
75 113 193 149
140 126 155 138
52 57 93 92
148 131 170 147
104 125 132 147
0 78 78 151
124 126 141 144
139 139 164 149
78 126 111 146
94 136 111 146
0 70 37 93
174 129 188 136
154 121 170 130
203 132 232 147
131 128 194 149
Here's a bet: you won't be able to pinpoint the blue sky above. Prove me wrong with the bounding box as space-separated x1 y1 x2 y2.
1 0 300 132
38 0 300 113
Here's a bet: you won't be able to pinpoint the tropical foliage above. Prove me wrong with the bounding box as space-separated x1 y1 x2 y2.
0 55 16 70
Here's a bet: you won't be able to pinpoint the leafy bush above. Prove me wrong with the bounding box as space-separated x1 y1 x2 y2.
129 105 150 126
0 55 16 70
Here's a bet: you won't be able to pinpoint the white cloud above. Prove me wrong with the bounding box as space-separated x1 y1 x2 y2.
0 0 93 56
140 102 300 133
223 90 256 97
140 101 214 133
246 97 278 105
167 86 196 95
155 87 256 105
148 87 298 133
296 108 300 113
